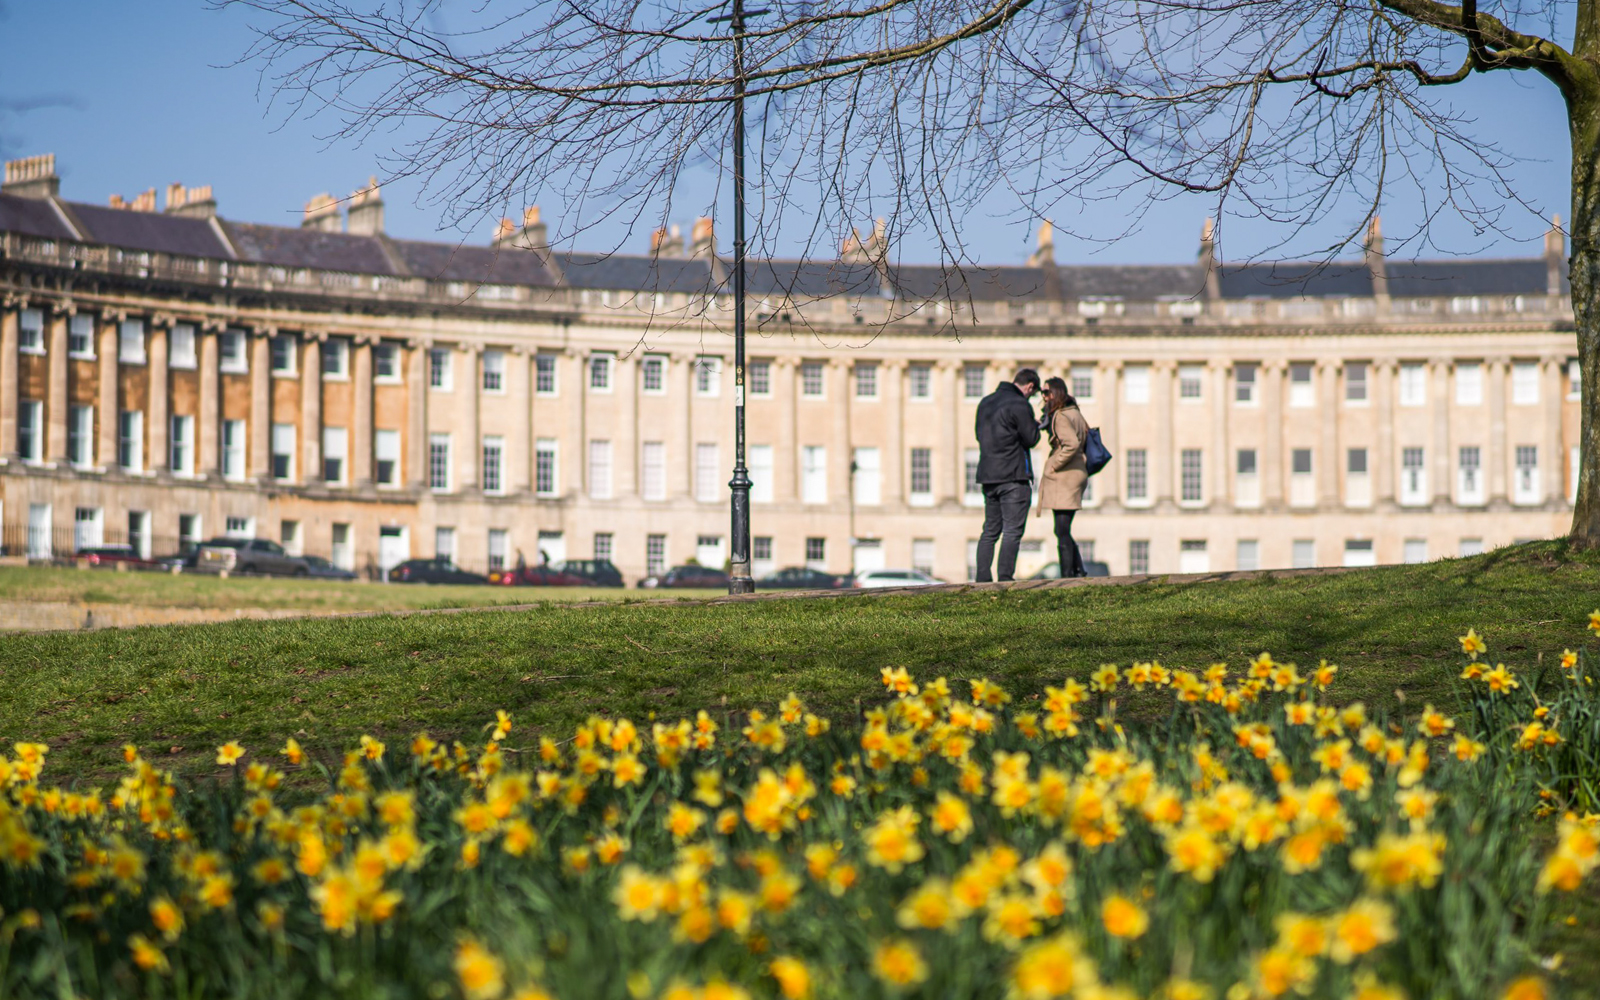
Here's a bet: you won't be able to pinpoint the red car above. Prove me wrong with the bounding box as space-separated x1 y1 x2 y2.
76 545 158 570
487 563 594 587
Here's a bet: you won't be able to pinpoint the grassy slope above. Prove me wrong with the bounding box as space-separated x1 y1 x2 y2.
5 541 1599 985
0 565 712 612
4 541 1596 783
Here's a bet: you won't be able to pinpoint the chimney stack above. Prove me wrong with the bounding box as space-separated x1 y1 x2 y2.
651 224 685 258
1 154 60 199
841 217 890 265
164 182 217 219
347 177 384 235
518 205 547 250
1364 215 1388 301
690 217 716 258
491 205 550 252
1198 218 1221 301
1546 215 1566 295
1027 219 1055 267
130 189 157 213
303 192 342 232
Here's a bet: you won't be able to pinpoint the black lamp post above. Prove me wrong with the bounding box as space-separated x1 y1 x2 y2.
712 0 766 595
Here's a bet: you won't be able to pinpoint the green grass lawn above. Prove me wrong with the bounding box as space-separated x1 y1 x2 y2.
5 540 1597 784
5 539 1600 990
0 564 712 613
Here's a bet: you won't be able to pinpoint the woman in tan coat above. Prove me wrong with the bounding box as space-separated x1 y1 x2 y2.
1036 376 1091 577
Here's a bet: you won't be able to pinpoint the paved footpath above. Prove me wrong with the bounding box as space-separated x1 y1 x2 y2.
0 565 1364 634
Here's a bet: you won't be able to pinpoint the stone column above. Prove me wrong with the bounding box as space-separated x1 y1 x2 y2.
939 360 960 503
148 320 169 472
0 300 18 460
300 337 322 483
777 358 797 501
1318 359 1340 506
614 348 636 498
97 316 119 469
831 359 851 507
1430 357 1452 505
883 359 904 506
1487 356 1508 503
353 339 374 486
1262 360 1286 507
457 343 479 490
1152 360 1175 505
407 341 429 488
199 324 220 477
1543 354 1565 505
1210 359 1230 507
46 307 69 465
511 347 532 493
673 352 693 498
1374 360 1396 504
1097 362 1121 506
249 331 272 479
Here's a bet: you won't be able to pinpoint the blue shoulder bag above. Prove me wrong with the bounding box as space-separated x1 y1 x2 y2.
1084 427 1112 477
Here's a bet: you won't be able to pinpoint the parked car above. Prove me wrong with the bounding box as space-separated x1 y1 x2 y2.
488 562 593 587
850 568 943 589
637 565 730 589
303 555 358 581
75 545 159 570
192 538 311 577
557 558 626 588
388 558 488 585
1029 560 1112 580
756 566 849 591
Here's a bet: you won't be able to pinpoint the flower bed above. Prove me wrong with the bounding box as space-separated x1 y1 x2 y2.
2 618 1599 1000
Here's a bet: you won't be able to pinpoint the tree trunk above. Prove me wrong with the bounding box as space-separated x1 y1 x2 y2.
1569 89 1600 548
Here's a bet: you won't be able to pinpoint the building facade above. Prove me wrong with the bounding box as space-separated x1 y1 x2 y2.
0 154 1581 582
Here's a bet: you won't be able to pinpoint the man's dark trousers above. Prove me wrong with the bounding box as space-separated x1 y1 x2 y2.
975 480 1031 582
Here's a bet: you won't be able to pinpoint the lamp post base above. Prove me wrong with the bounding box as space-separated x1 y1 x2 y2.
727 576 756 595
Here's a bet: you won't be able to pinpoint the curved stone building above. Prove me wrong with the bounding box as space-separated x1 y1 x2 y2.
0 154 1579 581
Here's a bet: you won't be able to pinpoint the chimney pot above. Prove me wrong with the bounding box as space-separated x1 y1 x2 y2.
303 192 343 232
2 153 61 199
1546 215 1566 295
690 217 715 257
1198 218 1220 301
346 177 385 235
1028 219 1055 267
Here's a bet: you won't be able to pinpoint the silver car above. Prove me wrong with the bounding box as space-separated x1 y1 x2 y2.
850 569 943 589
193 538 311 577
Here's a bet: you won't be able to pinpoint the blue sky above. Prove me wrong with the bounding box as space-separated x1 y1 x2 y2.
0 0 1576 267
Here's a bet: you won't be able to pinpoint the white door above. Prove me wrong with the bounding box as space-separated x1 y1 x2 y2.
696 534 725 570
1178 541 1210 574
537 530 566 566
74 508 104 552
378 526 409 579
853 538 885 573
27 504 52 560
1343 541 1377 567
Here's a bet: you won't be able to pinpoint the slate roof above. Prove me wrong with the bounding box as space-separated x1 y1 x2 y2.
1387 259 1563 297
1219 263 1373 299
222 221 397 275
890 264 1048 302
62 201 232 258
1060 263 1207 300
742 259 885 300
556 252 717 294
0 191 1570 301
399 240 559 286
0 193 77 240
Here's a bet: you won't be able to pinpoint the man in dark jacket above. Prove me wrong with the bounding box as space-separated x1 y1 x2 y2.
973 368 1041 582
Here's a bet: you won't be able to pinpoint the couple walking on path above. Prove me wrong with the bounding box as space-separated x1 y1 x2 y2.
973 368 1093 583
